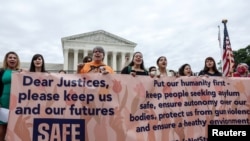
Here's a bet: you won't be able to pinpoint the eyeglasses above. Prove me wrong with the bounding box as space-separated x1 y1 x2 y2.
93 50 104 53
134 55 143 59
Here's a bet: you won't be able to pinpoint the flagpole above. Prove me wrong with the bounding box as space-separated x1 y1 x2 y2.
218 25 223 71
218 25 221 48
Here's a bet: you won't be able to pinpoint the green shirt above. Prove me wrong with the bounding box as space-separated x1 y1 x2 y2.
0 69 12 124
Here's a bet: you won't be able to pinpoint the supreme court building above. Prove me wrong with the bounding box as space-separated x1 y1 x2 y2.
61 30 136 72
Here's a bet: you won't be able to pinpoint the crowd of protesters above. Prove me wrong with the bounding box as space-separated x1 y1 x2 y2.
0 46 250 140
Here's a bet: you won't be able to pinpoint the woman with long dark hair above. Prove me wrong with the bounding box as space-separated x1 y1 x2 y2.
29 54 47 72
121 51 148 76
198 57 222 76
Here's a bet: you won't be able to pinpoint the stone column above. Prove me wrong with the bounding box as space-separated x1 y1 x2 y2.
80 49 88 62
104 51 108 64
63 49 69 70
74 49 78 71
130 52 134 61
112 51 117 71
121 52 126 70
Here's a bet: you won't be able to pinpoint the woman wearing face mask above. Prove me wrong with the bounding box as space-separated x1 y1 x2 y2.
233 63 250 77
148 66 157 78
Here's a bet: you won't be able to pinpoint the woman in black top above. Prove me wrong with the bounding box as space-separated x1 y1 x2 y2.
29 54 48 72
198 57 222 76
121 52 148 76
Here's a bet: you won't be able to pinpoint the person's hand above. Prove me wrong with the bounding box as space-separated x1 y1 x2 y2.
77 63 85 73
101 70 109 75
130 71 136 77
149 75 155 78
77 63 84 68
18 69 29 73
18 69 22 72
100 66 109 75
199 74 209 78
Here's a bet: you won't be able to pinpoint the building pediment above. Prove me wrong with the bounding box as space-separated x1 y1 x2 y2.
61 30 136 72
61 30 136 46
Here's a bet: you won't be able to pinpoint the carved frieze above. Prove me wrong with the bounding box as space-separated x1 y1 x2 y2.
62 30 136 46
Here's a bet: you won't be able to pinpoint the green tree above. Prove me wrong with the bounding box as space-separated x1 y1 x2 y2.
217 60 222 72
233 45 250 66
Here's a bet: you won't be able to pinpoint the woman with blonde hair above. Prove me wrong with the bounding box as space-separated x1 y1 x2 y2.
0 51 21 141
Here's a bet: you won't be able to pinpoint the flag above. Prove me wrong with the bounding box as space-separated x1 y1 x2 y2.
222 20 234 77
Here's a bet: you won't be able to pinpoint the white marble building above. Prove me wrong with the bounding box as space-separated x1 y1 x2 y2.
0 30 136 73
61 30 136 72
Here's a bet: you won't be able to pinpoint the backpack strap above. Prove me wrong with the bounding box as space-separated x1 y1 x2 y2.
127 66 132 73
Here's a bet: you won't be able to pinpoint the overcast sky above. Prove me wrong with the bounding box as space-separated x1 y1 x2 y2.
0 0 249 72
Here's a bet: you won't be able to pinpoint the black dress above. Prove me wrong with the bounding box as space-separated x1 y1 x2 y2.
121 66 148 76
198 70 222 76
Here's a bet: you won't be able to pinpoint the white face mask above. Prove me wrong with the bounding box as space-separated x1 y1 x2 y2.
150 70 156 76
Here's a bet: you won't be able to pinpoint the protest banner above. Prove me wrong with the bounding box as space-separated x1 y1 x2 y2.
6 72 250 141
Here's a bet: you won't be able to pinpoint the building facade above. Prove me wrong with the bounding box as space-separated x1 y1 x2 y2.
61 30 136 72
0 30 135 73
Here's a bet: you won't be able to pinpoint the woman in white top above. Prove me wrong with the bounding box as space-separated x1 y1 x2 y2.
156 56 175 77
